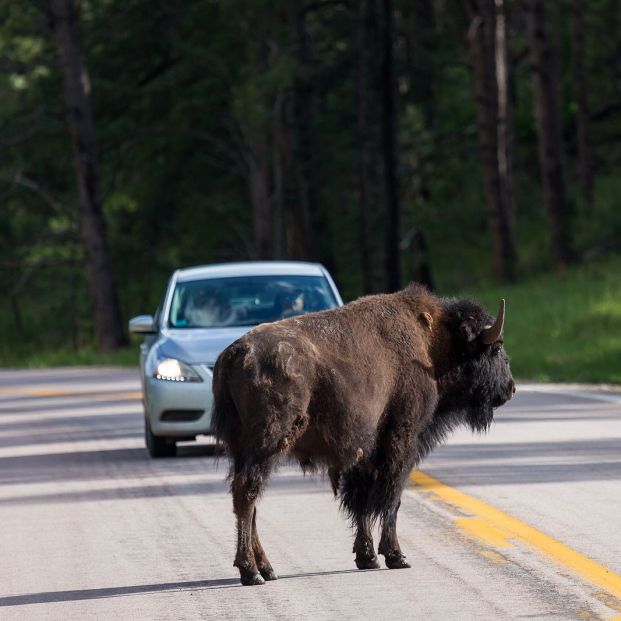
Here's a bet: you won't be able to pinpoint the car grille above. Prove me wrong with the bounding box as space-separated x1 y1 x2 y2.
160 409 204 422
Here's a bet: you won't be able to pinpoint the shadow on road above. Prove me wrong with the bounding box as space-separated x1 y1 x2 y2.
0 442 333 505
425 437 621 485
278 568 364 580
0 569 366 607
0 578 240 606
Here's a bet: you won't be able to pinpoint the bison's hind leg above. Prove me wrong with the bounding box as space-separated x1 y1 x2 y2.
252 508 277 581
231 457 276 586
230 418 306 585
228 368 311 585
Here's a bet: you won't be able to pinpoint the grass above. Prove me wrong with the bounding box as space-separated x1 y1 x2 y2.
0 344 138 369
2 254 621 384
461 254 621 384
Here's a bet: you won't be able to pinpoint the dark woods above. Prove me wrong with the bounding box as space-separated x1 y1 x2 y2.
1 1 619 350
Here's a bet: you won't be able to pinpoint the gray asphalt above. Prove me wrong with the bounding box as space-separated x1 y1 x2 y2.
1 368 620 620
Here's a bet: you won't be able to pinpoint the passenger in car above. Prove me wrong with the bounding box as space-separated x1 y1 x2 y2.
278 290 305 319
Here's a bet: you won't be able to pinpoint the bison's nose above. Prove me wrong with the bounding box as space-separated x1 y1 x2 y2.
508 380 516 399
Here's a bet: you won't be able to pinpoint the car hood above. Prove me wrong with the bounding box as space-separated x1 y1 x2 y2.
157 327 252 365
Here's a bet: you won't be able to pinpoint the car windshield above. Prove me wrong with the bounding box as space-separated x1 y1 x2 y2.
168 274 338 328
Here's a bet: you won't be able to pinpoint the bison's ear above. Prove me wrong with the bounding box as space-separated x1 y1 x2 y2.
419 311 433 331
458 317 477 344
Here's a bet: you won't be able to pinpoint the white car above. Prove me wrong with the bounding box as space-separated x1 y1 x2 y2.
129 261 343 457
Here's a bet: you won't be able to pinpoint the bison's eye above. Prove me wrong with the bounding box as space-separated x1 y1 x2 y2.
491 342 502 356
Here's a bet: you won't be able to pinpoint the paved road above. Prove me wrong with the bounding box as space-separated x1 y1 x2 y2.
1 368 620 620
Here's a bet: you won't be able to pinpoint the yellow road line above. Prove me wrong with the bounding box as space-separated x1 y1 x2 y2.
0 388 142 399
410 470 621 601
454 517 513 549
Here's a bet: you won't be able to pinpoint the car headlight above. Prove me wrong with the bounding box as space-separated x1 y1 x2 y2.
152 356 202 382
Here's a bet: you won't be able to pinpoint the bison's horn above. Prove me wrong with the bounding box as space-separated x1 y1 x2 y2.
480 299 505 345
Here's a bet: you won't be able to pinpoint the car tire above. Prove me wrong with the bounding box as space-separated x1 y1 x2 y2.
145 417 177 458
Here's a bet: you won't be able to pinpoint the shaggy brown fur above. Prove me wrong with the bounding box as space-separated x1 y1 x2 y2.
212 284 515 585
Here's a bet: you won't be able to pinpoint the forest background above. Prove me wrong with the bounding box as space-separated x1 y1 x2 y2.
2 0 621 382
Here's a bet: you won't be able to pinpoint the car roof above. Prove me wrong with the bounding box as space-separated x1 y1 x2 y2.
175 261 327 282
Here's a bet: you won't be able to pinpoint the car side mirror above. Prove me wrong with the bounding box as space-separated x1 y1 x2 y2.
129 315 157 335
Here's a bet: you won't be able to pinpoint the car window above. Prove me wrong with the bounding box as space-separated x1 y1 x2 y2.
168 275 338 328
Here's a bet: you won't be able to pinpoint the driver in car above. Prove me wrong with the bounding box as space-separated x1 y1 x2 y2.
188 290 231 326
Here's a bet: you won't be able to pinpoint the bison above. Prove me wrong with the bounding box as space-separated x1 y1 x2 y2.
212 284 515 585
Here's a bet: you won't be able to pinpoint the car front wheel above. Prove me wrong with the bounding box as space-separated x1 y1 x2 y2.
145 417 177 458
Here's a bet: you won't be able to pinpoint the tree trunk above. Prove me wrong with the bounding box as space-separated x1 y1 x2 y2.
248 132 273 260
288 1 317 262
272 94 286 259
528 0 575 268
411 1 436 130
494 0 518 279
380 0 401 292
49 0 126 349
466 0 518 282
399 2 436 290
356 0 373 294
571 0 593 208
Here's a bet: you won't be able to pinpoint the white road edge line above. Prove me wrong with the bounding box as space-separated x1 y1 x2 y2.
519 384 621 404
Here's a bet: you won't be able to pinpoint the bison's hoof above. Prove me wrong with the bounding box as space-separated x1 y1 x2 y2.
259 566 278 581
384 553 411 569
355 555 381 570
240 571 266 586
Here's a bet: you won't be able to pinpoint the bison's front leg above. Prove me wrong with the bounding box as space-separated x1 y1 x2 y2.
374 393 437 570
341 468 380 570
353 514 380 570
378 500 411 569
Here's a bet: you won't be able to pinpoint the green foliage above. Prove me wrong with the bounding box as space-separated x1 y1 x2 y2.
1 0 621 380
463 255 621 383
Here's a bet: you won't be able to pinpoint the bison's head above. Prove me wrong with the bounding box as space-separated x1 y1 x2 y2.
437 298 515 433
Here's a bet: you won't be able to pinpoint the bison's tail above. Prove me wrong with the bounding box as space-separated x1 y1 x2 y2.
211 386 234 449
210 350 240 451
